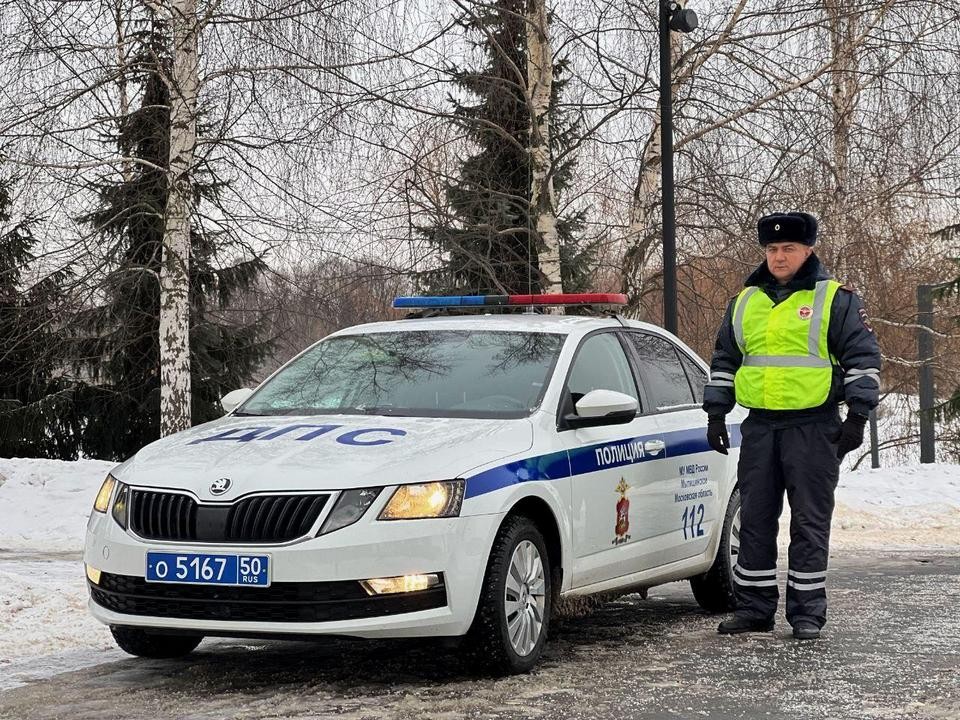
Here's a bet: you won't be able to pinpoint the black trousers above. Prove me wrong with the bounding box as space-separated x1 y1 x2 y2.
733 412 841 628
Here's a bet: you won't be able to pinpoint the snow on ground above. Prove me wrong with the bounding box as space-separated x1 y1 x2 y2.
831 463 960 549
0 555 121 687
0 456 958 679
0 458 118 677
0 458 115 552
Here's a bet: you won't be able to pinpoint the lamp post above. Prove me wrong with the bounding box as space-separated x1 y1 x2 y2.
660 1 697 335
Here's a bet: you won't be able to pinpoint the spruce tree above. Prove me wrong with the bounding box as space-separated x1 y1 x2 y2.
0 173 78 457
419 0 591 296
0 175 36 411
74 16 268 460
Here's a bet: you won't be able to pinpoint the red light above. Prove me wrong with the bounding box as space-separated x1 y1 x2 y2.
507 293 628 306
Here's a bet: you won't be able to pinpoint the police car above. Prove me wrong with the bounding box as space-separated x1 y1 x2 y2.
84 293 745 674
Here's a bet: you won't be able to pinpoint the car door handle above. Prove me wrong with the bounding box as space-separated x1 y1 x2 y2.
644 439 666 455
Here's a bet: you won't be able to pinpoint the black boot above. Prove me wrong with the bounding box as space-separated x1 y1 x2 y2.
792 621 821 640
717 615 775 634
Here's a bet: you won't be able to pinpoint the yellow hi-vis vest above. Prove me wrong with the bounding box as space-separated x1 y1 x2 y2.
731 280 841 410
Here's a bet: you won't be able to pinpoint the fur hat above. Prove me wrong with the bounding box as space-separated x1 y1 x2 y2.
757 212 818 246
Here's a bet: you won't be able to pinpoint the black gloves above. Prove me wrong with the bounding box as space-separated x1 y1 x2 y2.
833 412 867 459
707 415 730 455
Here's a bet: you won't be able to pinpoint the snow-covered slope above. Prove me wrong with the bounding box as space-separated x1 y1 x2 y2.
831 463 960 548
0 458 115 552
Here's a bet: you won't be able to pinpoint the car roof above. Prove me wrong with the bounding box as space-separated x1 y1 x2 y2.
329 313 670 337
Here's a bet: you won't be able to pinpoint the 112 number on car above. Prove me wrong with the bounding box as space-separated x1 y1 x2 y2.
682 503 705 540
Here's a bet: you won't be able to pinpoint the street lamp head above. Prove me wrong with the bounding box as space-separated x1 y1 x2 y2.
668 6 699 33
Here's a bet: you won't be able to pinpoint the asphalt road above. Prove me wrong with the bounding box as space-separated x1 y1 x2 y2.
1 550 957 720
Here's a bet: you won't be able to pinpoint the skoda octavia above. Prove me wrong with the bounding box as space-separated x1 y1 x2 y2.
85 293 744 674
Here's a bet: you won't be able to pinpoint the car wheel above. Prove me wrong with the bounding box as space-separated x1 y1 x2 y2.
110 626 203 659
690 487 740 613
466 514 552 675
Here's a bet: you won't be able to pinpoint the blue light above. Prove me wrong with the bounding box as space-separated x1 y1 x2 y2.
394 296 461 308
393 295 495 308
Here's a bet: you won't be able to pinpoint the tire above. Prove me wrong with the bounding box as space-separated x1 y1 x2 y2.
690 487 740 613
465 515 552 675
110 626 203 659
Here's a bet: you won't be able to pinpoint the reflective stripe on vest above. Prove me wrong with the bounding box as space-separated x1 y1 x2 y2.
732 279 840 410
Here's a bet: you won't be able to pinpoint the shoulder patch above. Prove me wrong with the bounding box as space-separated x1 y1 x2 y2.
858 306 874 333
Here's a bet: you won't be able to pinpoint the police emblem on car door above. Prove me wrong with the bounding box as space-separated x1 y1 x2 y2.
613 478 631 545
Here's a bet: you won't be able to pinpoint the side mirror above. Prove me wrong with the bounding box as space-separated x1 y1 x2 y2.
220 388 254 414
562 389 639 430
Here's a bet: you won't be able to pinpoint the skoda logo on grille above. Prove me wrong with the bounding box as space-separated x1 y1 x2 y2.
210 478 232 496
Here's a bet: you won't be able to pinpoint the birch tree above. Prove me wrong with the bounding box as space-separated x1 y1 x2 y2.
159 0 200 435
526 0 562 295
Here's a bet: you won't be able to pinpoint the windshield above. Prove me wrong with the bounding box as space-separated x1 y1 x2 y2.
239 330 566 419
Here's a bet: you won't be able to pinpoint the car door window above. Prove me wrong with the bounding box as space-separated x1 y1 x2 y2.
623 333 694 411
678 351 707 403
566 333 639 409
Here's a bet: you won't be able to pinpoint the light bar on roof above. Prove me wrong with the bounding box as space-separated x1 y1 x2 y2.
392 293 628 309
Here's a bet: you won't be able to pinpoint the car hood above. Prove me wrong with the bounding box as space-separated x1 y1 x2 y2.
116 414 534 501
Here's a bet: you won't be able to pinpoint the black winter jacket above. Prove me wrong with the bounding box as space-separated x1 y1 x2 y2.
702 253 881 425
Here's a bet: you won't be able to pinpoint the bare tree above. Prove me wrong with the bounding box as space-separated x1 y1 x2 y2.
526 0 562 295
159 0 200 434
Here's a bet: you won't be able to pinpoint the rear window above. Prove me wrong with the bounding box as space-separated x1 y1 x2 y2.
239 330 566 419
623 332 696 411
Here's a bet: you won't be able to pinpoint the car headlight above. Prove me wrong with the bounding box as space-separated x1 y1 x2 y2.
111 482 130 529
93 474 117 513
378 480 464 520
318 487 382 535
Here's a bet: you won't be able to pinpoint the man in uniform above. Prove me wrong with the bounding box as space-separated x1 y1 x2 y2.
703 211 881 640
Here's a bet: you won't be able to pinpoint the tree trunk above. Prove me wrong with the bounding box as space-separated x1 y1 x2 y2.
112 0 132 183
160 0 199 435
825 0 861 265
526 0 562 297
621 118 663 317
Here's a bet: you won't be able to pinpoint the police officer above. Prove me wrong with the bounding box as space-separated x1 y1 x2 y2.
703 211 881 640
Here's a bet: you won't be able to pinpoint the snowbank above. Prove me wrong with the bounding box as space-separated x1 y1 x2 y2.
0 458 118 674
0 458 115 552
831 463 960 548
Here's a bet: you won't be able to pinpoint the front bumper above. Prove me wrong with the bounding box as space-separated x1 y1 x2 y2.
84 508 502 639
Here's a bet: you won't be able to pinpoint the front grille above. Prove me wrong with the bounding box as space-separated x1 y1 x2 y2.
90 572 447 623
130 491 198 541
129 490 329 543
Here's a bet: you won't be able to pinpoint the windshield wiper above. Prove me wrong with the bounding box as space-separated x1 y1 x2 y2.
242 407 414 418
341 406 412 417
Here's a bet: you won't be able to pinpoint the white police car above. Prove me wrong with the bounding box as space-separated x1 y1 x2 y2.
85 293 745 674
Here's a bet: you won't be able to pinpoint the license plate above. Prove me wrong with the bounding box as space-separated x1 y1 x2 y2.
145 551 270 587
